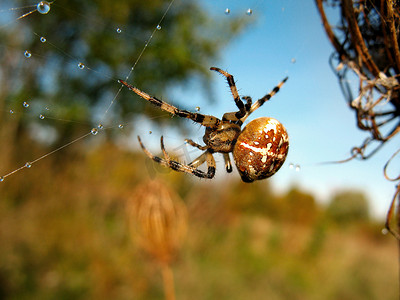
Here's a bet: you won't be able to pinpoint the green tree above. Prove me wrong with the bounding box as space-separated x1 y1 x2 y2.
282 187 318 224
0 0 245 172
223 180 278 217
326 190 370 225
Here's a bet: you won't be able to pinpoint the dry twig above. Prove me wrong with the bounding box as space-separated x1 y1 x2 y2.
315 0 400 237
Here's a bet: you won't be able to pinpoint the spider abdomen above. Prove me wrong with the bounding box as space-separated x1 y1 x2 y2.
233 117 289 182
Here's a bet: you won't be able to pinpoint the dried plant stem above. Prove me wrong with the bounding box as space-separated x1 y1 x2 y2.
385 163 400 239
128 180 186 300
398 192 400 296
315 0 346 59
342 0 380 76
386 0 400 72
161 263 176 300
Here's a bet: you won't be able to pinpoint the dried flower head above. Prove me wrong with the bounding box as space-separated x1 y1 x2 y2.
127 180 187 264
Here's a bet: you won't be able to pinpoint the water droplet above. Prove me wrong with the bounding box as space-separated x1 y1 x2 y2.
37 1 51 14
246 8 253 16
289 163 301 171
9 109 14 114
25 162 32 168
225 8 230 15
97 123 103 129
118 124 124 129
156 25 161 30
45 106 50 111
40 36 46 43
0 176 4 182
91 128 98 135
116 28 122 33
23 101 30 108
39 114 45 120
24 50 32 58
195 106 200 111
78 62 85 70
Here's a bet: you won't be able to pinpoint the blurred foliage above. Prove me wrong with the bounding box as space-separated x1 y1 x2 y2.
281 187 319 225
0 142 397 300
0 0 245 146
326 190 370 225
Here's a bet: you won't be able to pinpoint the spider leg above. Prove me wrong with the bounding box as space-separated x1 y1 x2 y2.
137 136 216 179
119 80 221 128
184 139 212 169
185 139 208 150
242 96 253 111
223 153 233 173
240 76 288 123
188 152 207 168
210 67 247 121
221 96 253 124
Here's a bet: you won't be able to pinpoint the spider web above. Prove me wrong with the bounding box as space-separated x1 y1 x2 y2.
0 0 282 182
0 0 184 181
0 0 282 183
0 1 311 192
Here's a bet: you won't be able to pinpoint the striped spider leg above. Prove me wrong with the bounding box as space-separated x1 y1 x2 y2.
137 136 216 179
210 66 288 124
118 80 221 128
119 79 220 178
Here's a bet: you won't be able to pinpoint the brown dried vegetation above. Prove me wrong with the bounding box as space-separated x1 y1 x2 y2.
316 0 400 238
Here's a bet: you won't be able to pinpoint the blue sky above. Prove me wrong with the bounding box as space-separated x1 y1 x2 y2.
151 0 399 219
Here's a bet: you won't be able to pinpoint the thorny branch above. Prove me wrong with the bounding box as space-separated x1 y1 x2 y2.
315 0 400 238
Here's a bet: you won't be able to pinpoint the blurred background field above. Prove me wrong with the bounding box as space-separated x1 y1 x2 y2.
0 143 397 299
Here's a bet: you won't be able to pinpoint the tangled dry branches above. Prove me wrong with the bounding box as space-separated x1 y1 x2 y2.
315 0 400 237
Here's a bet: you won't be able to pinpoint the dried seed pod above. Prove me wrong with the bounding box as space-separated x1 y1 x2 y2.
127 180 187 264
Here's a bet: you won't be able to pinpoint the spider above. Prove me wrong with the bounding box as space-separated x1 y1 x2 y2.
119 67 289 182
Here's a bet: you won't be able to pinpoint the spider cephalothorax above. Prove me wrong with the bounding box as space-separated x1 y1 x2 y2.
119 67 288 182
